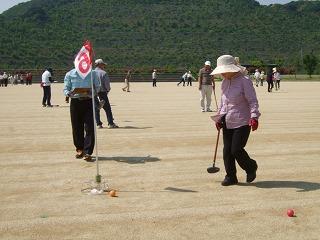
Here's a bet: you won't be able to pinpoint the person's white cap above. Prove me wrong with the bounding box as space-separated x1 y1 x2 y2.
255 69 259 72
210 55 241 75
272 67 277 72
95 59 107 65
205 61 211 66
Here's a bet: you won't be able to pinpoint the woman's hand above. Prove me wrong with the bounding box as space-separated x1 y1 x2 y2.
215 122 222 131
249 118 259 131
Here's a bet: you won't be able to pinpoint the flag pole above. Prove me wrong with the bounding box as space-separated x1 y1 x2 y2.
89 46 101 184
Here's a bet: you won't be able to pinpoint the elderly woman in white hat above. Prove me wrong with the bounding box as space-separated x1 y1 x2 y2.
211 55 261 186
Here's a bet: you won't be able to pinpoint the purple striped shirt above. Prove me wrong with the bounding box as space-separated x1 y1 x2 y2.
218 74 261 129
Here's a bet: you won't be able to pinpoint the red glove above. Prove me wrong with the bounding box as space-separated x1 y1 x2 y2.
215 122 222 131
249 118 259 131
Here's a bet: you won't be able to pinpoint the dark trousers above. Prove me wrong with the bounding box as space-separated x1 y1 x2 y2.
276 80 280 90
95 92 114 126
3 79 8 87
267 81 273 92
177 78 185 86
70 98 95 155
187 77 192 86
0 79 3 87
42 86 51 106
223 125 257 179
26 80 32 85
152 78 157 87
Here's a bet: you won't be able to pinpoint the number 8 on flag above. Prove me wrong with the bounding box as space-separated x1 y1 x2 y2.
75 40 93 79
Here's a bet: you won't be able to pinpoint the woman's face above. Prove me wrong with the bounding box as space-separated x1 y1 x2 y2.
221 72 238 79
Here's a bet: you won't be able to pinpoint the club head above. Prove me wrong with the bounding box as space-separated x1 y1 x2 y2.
207 165 220 174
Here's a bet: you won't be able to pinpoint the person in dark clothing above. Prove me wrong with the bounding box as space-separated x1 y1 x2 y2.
266 67 273 92
94 59 119 129
212 55 261 186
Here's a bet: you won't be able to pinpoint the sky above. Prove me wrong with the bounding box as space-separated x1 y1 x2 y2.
0 0 297 14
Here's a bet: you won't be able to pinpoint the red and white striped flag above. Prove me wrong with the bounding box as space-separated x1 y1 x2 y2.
74 40 93 79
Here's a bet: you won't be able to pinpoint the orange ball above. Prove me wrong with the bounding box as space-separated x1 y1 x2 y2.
109 190 117 197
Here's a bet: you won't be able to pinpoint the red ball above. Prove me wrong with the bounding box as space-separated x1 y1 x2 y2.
287 209 294 217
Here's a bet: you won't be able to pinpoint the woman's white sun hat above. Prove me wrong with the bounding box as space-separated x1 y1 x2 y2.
210 55 241 75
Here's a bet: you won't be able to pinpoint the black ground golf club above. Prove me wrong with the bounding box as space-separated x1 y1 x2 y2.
207 128 220 173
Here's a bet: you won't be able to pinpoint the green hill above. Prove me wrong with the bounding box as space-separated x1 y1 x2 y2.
0 0 319 72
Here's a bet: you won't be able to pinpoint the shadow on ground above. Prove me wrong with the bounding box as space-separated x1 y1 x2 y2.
164 187 198 193
99 126 152 130
120 126 153 129
120 187 198 193
252 181 320 192
98 155 160 164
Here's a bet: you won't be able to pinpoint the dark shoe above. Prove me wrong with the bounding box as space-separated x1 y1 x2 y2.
221 176 238 186
47 105 53 107
108 123 119 129
75 150 84 159
97 124 103 129
246 165 258 183
83 154 94 162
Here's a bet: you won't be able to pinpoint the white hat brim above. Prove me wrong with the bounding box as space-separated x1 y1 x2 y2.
210 65 241 75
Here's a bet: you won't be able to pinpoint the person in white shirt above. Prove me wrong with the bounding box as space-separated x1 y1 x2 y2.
2 72 8 87
152 69 157 87
8 74 14 86
41 68 53 107
0 73 3 87
259 71 265 86
186 71 196 86
254 69 260 87
234 57 248 75
177 71 187 86
273 68 281 90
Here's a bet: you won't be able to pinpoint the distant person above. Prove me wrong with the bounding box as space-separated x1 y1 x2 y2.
26 72 33 85
198 61 215 112
254 69 260 87
234 56 248 75
177 71 187 86
0 72 3 87
152 69 157 87
211 55 260 186
41 68 53 107
20 73 26 85
9 74 14 86
94 59 119 129
63 66 100 162
260 71 265 86
122 69 132 92
273 67 281 90
13 74 19 85
266 67 273 92
2 72 8 87
186 71 196 86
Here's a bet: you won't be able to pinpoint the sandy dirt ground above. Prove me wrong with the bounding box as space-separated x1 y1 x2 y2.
0 81 319 240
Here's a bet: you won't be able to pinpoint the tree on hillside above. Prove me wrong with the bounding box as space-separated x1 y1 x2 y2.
303 53 318 78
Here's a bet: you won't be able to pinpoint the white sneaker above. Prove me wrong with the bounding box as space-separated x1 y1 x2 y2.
201 109 205 112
